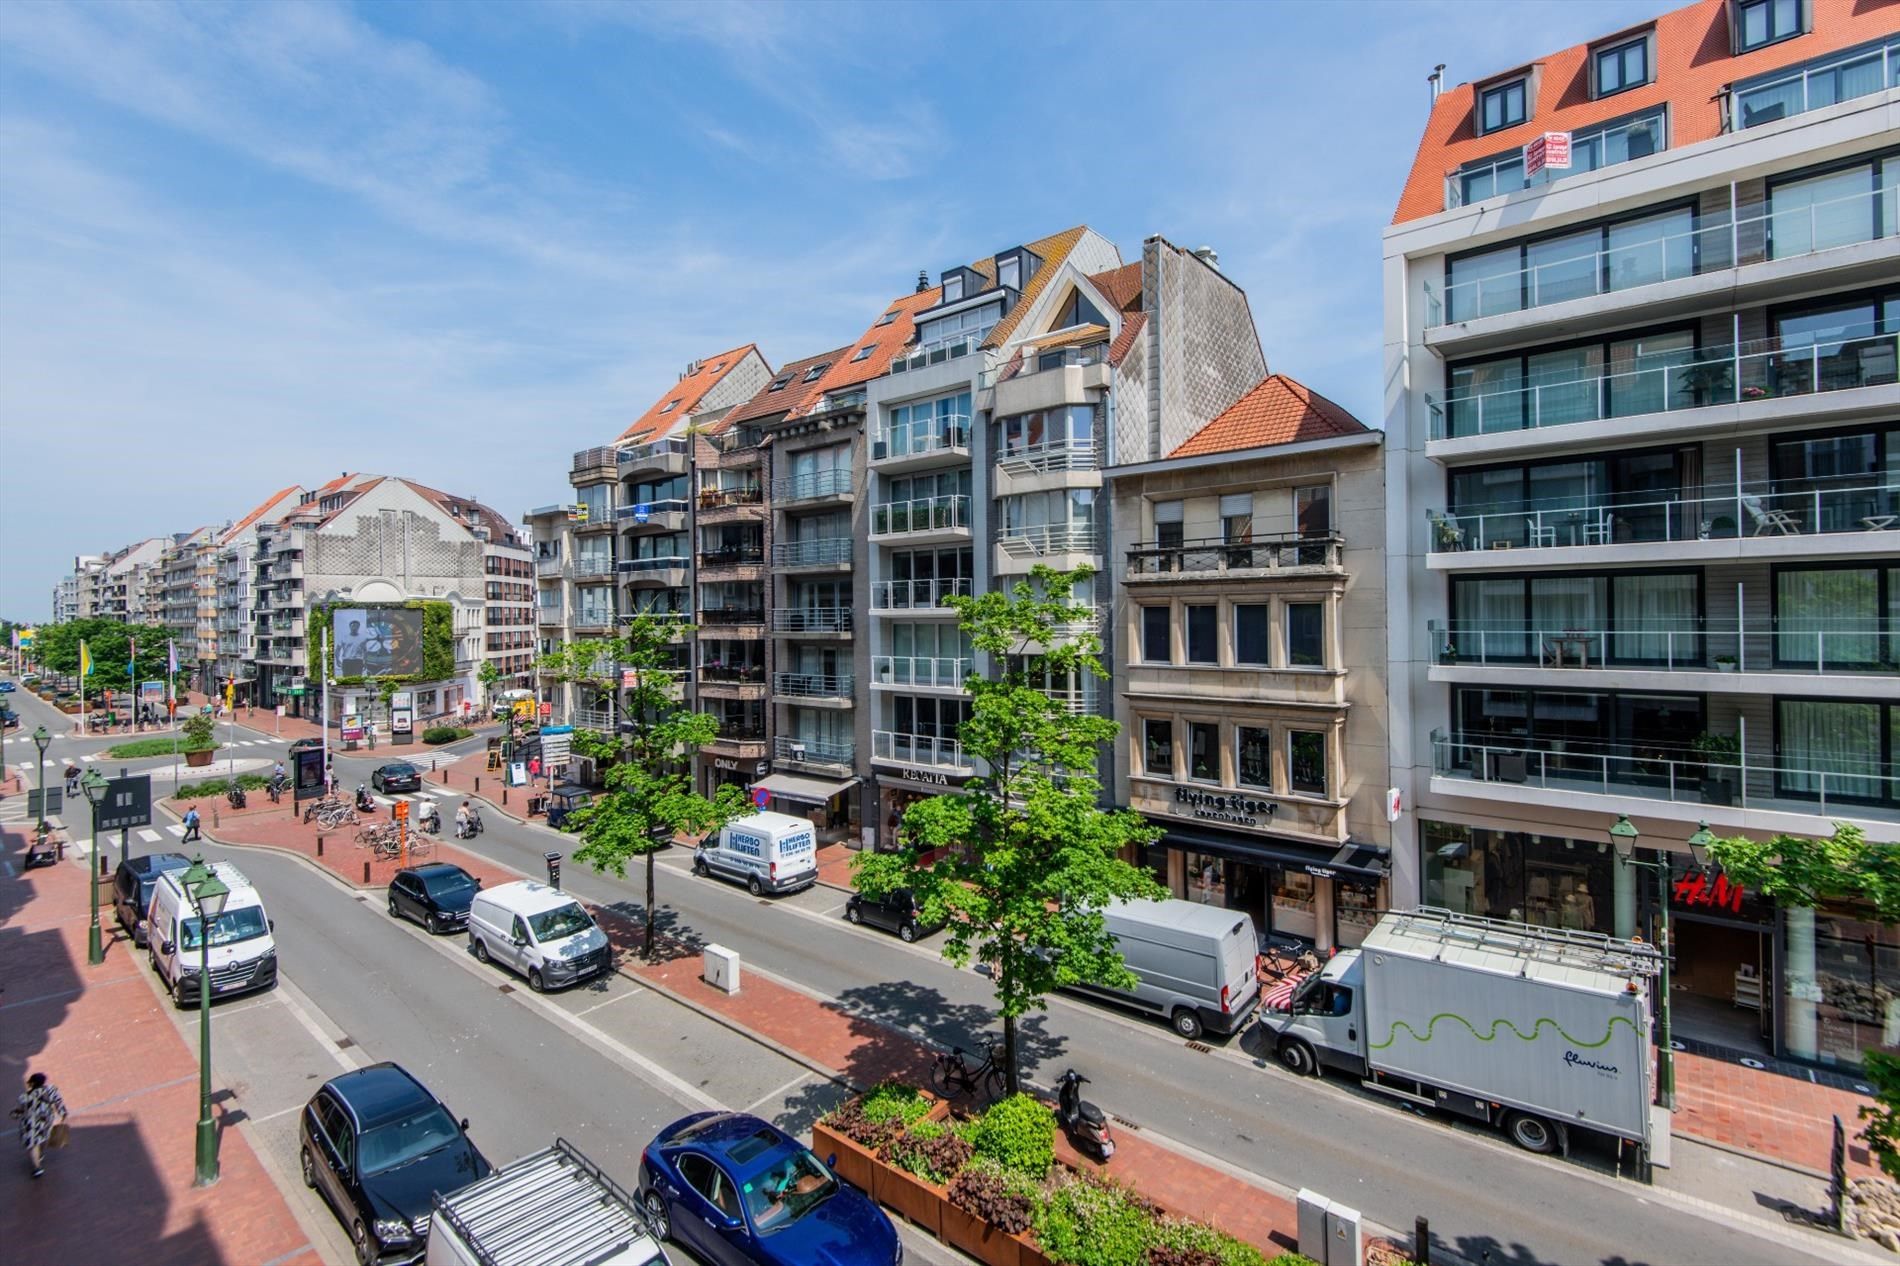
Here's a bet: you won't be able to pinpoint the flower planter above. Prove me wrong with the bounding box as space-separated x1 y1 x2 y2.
812 1118 878 1194
185 748 215 767
941 1202 1021 1266
1013 1230 1053 1266
874 1164 944 1239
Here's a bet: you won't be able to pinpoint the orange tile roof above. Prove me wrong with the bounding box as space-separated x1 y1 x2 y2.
618 343 761 443
724 345 851 426
982 225 1088 348
1169 374 1369 459
220 485 301 543
786 286 941 418
1394 0 1898 224
1087 262 1143 313
1107 311 1146 368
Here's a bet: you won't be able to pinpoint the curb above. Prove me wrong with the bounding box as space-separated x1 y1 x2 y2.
1674 1128 1832 1182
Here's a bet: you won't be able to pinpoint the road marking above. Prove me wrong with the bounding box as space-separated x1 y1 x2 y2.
741 1071 811 1115
166 825 185 836
575 986 646 1015
137 828 162 843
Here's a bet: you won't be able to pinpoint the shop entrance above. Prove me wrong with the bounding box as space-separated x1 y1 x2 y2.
1669 914 1772 1055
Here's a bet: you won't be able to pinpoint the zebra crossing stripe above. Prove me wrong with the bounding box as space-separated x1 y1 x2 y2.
137 828 162 844
166 825 186 836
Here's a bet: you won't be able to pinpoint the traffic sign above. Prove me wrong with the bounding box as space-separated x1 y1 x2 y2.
98 774 153 832
752 786 770 810
287 685 306 697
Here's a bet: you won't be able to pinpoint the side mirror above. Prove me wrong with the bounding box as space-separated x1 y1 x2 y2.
268 919 276 932
459 1117 471 1131
160 941 175 956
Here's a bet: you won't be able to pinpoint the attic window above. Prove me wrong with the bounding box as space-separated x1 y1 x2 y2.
997 255 1021 291
943 275 963 302
875 309 900 326
660 400 680 414
768 374 794 392
711 361 726 373
802 362 831 383
852 344 876 362
1480 78 1527 133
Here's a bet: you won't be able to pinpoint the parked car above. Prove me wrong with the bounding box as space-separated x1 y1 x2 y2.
386 863 480 934
638 1112 898 1266
0 707 19 729
1058 898 1261 1040
113 852 192 946
845 886 939 943
0 679 16 692
290 737 325 754
371 762 422 794
300 1062 489 1265
467 880 610 993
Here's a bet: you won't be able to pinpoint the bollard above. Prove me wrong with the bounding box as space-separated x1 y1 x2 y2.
474 776 480 793
212 805 221 829
502 788 508 807
1416 1216 1430 1266
317 836 325 856
362 861 370 884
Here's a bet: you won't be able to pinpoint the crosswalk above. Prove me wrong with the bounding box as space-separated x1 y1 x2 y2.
75 738 287 762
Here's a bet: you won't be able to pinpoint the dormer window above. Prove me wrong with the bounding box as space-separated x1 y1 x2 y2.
875 309 899 326
1736 0 1801 53
1480 78 1527 133
768 374 794 392
802 362 831 383
1594 35 1649 97
851 344 876 362
943 274 964 302
711 361 726 372
660 400 680 414
997 256 1020 291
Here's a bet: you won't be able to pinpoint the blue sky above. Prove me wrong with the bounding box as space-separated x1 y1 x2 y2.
0 0 1665 619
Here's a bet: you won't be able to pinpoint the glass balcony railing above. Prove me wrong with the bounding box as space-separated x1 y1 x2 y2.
1427 476 1900 551
772 607 853 633
775 735 854 765
997 524 1100 559
572 611 616 630
773 469 855 501
572 557 616 577
1448 108 1665 210
1428 325 1900 440
1732 36 1900 131
874 414 972 462
772 538 852 568
1126 533 1344 576
1429 620 1900 674
772 672 853 699
1430 732 1900 822
872 656 969 689
874 730 971 771
979 340 1112 389
1428 183 1900 326
871 495 972 536
619 556 690 575
617 436 691 467
890 329 993 374
616 498 689 522
872 577 973 611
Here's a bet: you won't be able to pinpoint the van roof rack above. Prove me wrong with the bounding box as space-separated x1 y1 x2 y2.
1379 906 1663 977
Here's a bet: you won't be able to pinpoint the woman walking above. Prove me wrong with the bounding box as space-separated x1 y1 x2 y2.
13 1072 68 1178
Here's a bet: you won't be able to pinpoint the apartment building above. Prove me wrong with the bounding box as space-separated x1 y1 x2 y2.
52 570 82 624
1383 0 1900 1069
1111 376 1390 952
157 527 219 690
523 502 573 718
215 486 303 701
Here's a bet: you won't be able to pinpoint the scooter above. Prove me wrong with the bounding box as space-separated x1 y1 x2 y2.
355 784 376 814
226 783 247 810
456 806 484 838
1056 1069 1114 1161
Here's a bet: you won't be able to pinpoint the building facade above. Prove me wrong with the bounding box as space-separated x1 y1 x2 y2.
1383 0 1900 1068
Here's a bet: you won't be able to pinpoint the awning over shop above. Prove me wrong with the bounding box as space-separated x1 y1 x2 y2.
753 773 859 806
1160 824 1391 882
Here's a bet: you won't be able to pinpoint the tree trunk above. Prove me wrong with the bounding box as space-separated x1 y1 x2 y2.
1003 1012 1019 1097
643 848 657 962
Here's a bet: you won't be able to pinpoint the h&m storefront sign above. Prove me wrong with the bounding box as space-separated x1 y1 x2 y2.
1173 786 1273 828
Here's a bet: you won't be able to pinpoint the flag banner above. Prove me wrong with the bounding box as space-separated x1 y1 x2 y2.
129 637 137 679
79 640 92 679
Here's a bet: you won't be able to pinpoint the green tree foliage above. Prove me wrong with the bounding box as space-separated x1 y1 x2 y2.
853 566 1163 1093
1706 823 1900 924
560 614 748 960
1862 1052 1900 1182
477 661 502 692
35 618 185 695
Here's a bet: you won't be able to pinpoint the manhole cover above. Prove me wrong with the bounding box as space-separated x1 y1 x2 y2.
336 1036 356 1050
498 984 515 994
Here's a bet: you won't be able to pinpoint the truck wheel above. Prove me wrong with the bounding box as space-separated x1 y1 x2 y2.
747 875 764 897
1277 1037 1319 1077
693 855 710 877
472 939 490 964
1171 1008 1204 1040
1505 1111 1557 1154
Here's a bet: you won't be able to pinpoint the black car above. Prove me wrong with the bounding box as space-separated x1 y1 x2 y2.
387 863 480 934
371 762 422 794
844 887 939 943
300 1063 488 1265
113 853 193 946
0 707 18 729
290 737 325 754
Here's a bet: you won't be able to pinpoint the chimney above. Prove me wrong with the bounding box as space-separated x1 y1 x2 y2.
916 269 930 294
1428 63 1446 107
1191 246 1219 271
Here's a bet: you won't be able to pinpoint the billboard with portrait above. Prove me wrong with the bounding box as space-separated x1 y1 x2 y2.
332 607 424 678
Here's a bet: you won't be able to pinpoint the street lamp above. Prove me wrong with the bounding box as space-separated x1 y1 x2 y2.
80 769 109 966
182 857 229 1187
1610 815 1714 1111
30 725 51 833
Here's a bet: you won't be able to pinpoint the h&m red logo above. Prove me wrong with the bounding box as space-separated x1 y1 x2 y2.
1672 870 1746 914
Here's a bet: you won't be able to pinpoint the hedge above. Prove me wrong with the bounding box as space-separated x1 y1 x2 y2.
174 773 272 800
422 725 473 744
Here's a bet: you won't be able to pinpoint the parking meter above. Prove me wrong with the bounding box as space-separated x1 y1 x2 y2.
544 851 562 890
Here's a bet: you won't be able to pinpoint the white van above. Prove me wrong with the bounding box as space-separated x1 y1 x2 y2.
148 861 278 1008
693 811 817 896
467 880 610 992
1061 898 1261 1040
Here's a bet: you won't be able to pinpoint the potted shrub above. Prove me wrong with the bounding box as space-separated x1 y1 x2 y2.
876 1118 971 1238
1714 654 1738 673
812 1081 934 1195
181 712 218 767
1693 731 1741 806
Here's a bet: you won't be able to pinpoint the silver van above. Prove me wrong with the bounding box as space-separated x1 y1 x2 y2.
467 880 611 993
693 811 817 896
1062 898 1260 1039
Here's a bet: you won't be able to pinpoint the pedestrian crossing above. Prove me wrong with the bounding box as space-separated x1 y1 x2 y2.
75 738 284 762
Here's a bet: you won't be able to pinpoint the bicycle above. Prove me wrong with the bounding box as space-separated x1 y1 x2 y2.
931 1042 1006 1101
303 795 342 824
316 803 359 830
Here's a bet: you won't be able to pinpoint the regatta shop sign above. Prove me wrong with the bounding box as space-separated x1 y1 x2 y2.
1173 786 1273 828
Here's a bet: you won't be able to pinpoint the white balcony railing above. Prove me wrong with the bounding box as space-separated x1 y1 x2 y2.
872 656 969 689
872 577 973 611
772 538 853 568
573 557 617 577
773 469 855 501
998 524 1100 558
871 495 972 536
772 606 853 634
772 672 853 699
617 436 691 467
890 329 992 374
979 340 1111 389
774 735 854 765
874 729 972 771
995 437 1100 477
874 413 972 462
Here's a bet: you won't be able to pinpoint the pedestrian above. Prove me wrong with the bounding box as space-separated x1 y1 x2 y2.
455 801 470 839
12 1072 68 1179
182 806 201 843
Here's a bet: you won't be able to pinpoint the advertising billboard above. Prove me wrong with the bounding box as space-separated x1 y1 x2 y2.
333 607 424 678
391 690 414 741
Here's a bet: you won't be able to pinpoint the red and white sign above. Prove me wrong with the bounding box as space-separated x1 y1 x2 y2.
1524 131 1572 177
540 701 553 718
621 668 638 689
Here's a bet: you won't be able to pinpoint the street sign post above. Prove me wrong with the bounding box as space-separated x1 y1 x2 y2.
26 788 63 817
99 774 153 832
752 786 770 810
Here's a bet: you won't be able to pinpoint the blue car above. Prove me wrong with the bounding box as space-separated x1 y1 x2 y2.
638 1112 900 1266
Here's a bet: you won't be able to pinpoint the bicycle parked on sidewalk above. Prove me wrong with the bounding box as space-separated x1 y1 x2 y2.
931 1041 1007 1101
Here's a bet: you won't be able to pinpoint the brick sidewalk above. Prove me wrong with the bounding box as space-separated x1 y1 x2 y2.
1675 1049 1877 1177
0 825 318 1266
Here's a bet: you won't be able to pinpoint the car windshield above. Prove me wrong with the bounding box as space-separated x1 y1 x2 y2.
384 764 417 776
741 1147 836 1232
180 905 269 949
528 903 593 942
358 1104 462 1175
421 870 476 900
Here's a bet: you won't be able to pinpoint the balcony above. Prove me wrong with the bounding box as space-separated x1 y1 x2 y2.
537 606 566 627
771 607 853 635
774 735 854 768
699 664 766 684
994 438 1101 481
890 329 991 375
697 543 765 570
1125 533 1345 581
1426 477 1900 565
803 388 867 418
996 524 1100 574
618 557 690 587
617 436 690 479
871 577 972 613
871 415 971 470
772 538 852 569
535 555 567 577
1731 36 1900 132
871 656 969 691
696 487 765 522
773 469 856 504
572 611 617 631
616 499 688 532
698 607 764 627
870 495 972 542
572 705 615 731
571 446 619 480
1445 107 1664 211
1427 326 1899 444
1427 180 1900 330
772 672 854 702
873 730 972 772
1430 732 1900 830
988 347 1114 419
572 557 617 580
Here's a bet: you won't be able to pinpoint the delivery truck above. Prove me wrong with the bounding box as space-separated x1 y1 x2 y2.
427 1137 669 1266
1257 907 1667 1173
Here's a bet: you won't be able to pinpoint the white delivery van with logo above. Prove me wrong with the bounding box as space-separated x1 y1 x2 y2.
694 811 817 896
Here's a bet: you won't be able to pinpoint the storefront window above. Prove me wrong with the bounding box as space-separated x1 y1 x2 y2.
1784 903 1900 1070
1420 820 1615 934
1185 852 1228 907
1335 880 1380 948
1272 872 1319 941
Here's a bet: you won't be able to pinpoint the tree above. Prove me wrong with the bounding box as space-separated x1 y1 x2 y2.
477 661 502 700
561 614 748 961
853 565 1164 1094
35 618 183 695
1706 822 1900 924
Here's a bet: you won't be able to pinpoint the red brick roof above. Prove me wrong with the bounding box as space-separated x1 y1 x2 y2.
618 343 761 443
1393 0 1897 224
220 486 301 543
1107 311 1146 368
1169 374 1369 458
1087 262 1143 313
723 345 851 427
786 286 941 418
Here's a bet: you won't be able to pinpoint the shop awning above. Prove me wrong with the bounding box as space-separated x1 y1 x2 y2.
1160 824 1390 882
754 773 858 806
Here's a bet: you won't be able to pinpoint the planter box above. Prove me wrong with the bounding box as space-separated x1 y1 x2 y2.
941 1202 1021 1266
1014 1230 1053 1266
813 1118 877 1195
185 749 215 767
874 1164 944 1238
